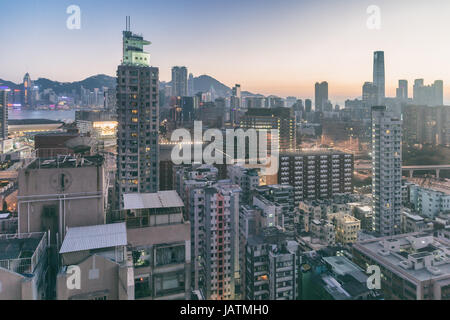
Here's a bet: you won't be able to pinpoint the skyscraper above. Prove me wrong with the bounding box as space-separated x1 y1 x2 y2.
373 51 385 105
188 72 195 96
0 87 9 141
396 80 408 100
362 82 378 108
171 66 188 97
305 99 312 113
241 107 297 152
372 106 402 236
434 80 444 106
314 81 328 112
22 73 33 108
413 79 444 106
116 19 160 209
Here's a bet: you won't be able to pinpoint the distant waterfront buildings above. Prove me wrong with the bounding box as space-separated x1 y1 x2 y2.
0 87 9 141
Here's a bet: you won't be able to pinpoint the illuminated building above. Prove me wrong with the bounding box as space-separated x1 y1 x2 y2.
240 107 296 152
116 19 160 209
22 73 33 108
0 87 9 140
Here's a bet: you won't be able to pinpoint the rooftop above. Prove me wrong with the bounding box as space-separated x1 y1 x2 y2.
60 223 127 254
0 232 47 275
123 190 184 210
280 149 350 157
354 233 450 283
27 155 104 170
409 177 450 195
323 256 367 282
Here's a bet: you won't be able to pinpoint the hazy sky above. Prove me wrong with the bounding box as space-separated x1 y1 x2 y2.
1 0 450 104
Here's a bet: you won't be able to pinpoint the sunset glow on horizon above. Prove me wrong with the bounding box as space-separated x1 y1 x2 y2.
2 0 450 104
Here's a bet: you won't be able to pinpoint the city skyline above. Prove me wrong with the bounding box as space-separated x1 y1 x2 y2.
2 0 450 103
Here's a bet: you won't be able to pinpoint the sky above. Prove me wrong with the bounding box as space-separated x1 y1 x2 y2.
1 0 450 104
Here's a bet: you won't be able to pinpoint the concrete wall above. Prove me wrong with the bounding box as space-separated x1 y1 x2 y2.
57 255 121 300
0 268 25 300
18 164 106 240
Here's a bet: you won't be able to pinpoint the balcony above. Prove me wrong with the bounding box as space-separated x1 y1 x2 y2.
0 232 47 275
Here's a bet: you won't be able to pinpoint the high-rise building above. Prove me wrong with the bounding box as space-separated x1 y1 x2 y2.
413 79 444 106
231 84 241 109
0 87 9 141
279 150 354 206
230 84 242 126
434 80 444 106
314 82 328 112
396 80 408 100
171 66 188 97
104 88 117 111
245 228 300 300
22 73 33 108
121 191 192 300
202 182 241 300
371 106 402 236
188 73 195 96
362 82 378 108
402 104 450 146
116 23 160 209
373 51 385 105
305 99 312 113
240 107 296 152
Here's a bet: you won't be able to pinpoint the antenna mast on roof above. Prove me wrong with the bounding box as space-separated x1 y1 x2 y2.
125 16 131 32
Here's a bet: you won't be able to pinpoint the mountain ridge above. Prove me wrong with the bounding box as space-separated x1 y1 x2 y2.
0 74 261 97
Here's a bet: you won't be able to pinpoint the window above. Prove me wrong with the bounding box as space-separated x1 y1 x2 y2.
135 276 151 299
155 244 185 267
132 249 151 268
154 272 185 297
